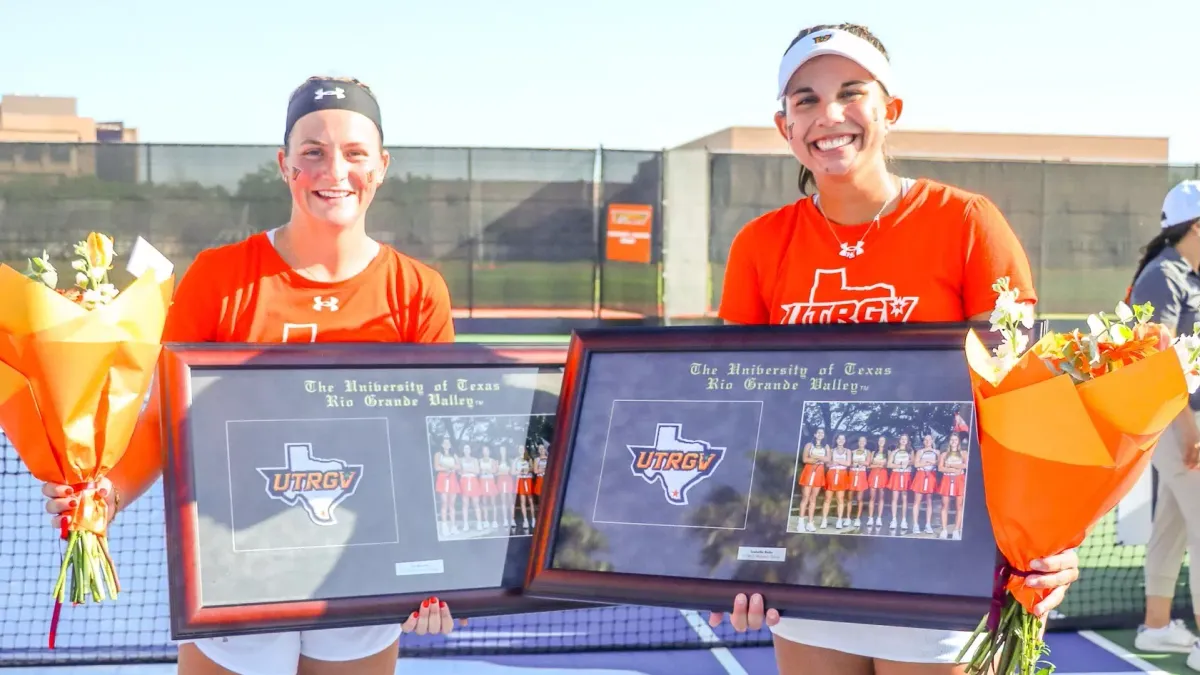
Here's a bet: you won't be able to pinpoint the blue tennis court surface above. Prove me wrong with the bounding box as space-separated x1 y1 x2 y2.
0 620 1166 674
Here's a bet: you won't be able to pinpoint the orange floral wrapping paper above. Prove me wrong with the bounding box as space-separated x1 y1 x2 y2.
0 253 173 648
966 330 1190 613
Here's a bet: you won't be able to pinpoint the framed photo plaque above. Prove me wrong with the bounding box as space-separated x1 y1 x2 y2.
526 322 1043 631
158 341 587 640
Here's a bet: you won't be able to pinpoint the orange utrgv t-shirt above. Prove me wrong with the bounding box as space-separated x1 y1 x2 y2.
163 231 455 344
718 178 1037 325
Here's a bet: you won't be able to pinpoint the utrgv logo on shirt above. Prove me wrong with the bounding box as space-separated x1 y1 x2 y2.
779 269 919 324
628 423 725 506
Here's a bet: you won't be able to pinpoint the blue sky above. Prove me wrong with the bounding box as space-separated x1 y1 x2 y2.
5 0 1199 163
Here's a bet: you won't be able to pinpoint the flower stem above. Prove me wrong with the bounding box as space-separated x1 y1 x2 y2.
959 596 1053 674
48 529 119 648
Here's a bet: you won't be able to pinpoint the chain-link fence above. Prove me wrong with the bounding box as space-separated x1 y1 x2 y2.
4 143 1198 319
709 153 1200 315
0 143 664 318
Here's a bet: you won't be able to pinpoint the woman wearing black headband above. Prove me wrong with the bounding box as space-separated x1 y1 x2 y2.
40 75 463 675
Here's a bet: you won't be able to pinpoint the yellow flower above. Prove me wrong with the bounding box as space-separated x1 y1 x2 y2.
85 233 114 271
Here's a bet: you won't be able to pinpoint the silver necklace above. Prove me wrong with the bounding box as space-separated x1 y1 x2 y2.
813 183 898 260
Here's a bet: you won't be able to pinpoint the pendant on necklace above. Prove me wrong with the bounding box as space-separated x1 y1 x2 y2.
840 241 865 259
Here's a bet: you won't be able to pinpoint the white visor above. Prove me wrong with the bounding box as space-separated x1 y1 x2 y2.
776 29 894 100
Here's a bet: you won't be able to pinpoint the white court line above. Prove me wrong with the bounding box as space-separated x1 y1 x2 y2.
1078 630 1169 675
679 609 750 675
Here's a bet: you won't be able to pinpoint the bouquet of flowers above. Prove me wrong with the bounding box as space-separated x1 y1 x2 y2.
957 277 1200 674
0 233 173 648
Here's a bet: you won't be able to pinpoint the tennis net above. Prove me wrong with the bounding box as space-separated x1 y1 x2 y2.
0 428 1180 666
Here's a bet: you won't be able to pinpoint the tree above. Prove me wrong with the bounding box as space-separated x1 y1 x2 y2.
803 402 973 450
688 449 860 587
552 511 614 572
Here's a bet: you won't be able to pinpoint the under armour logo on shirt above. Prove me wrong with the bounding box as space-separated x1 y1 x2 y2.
314 88 345 100
313 296 340 312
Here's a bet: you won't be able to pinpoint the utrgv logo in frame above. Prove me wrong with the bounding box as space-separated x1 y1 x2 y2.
257 442 363 526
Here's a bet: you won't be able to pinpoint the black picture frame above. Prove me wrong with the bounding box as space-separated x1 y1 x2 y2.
526 321 1046 632
158 341 594 641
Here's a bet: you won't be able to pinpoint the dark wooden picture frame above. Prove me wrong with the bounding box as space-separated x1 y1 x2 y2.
158 341 592 641
526 322 1044 632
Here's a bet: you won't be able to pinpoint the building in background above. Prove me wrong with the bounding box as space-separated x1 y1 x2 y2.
675 126 1170 164
0 94 139 182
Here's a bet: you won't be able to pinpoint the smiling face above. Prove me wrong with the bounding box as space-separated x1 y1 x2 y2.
278 108 389 229
774 54 901 189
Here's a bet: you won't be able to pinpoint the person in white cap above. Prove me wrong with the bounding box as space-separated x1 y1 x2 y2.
710 22 1082 674
1128 179 1200 670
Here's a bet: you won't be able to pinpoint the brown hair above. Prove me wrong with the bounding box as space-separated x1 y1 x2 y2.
780 24 891 196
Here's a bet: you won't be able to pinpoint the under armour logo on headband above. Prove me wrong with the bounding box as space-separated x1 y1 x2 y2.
812 33 832 43
314 88 345 100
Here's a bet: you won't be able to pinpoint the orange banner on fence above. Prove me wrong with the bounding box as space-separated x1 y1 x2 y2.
605 204 653 264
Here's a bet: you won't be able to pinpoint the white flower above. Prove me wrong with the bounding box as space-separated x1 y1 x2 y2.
1013 301 1035 329
81 288 104 309
1174 335 1200 394
997 332 1030 360
1115 302 1134 323
75 272 87 287
1105 323 1131 346
1086 314 1106 337
991 295 1029 329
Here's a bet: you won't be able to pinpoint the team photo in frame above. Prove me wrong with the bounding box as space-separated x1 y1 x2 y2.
787 401 974 541
427 413 552 541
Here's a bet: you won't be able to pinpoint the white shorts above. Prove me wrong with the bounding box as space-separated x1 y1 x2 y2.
770 617 976 663
185 625 402 675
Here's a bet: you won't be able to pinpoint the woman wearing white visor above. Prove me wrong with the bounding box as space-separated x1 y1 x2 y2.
711 23 1081 674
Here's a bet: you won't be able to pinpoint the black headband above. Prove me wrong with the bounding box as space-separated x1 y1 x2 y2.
284 79 383 146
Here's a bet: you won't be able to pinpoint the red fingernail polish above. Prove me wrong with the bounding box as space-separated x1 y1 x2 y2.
431 596 438 605
411 612 417 619
422 599 429 608
64 488 74 495
440 601 447 608
68 500 77 508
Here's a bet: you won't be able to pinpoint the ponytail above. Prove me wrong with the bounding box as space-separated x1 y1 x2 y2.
798 166 816 196
1127 217 1196 303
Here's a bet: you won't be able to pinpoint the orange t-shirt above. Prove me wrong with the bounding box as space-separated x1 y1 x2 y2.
163 231 455 344
718 178 1036 325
